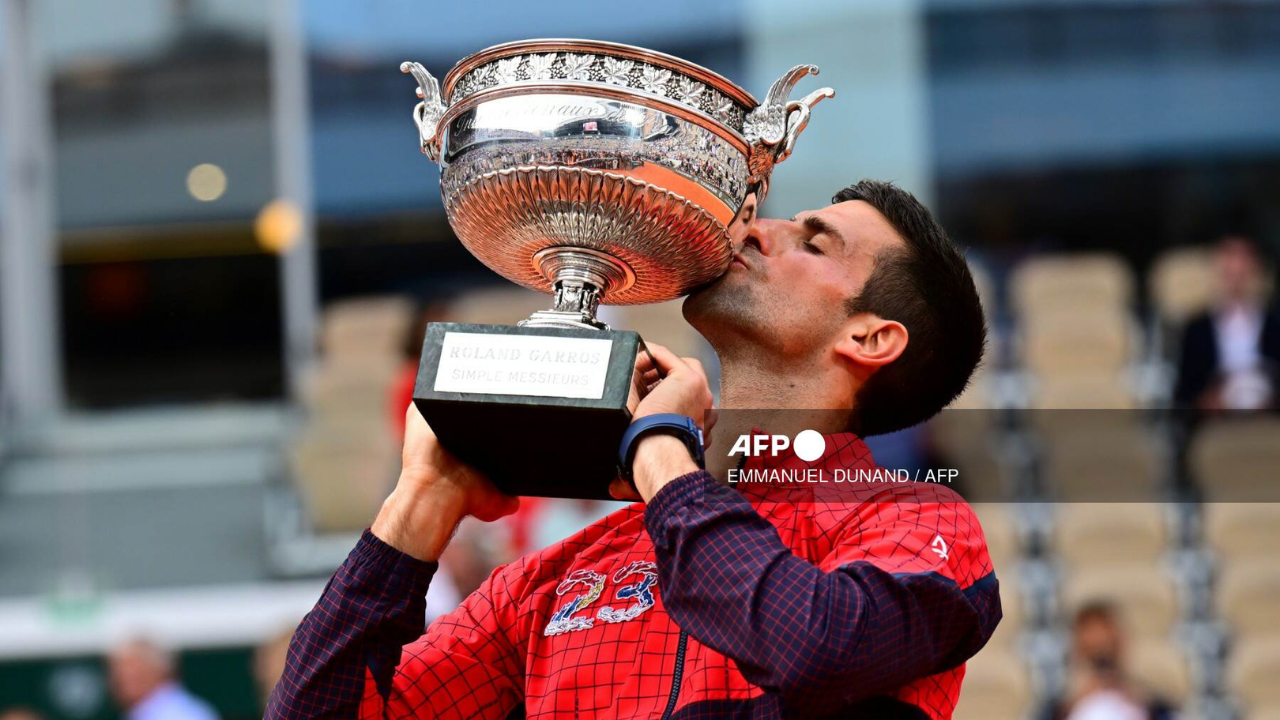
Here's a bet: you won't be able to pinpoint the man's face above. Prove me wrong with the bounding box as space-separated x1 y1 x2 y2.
1216 236 1263 304
107 645 166 710
684 198 906 359
1073 615 1123 674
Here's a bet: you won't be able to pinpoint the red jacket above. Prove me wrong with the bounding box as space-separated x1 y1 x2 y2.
270 433 1001 720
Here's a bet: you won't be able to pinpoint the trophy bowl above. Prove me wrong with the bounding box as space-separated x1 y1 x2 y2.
402 40 834 497
403 38 833 328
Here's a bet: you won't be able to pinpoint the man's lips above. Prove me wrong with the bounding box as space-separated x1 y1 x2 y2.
731 254 751 270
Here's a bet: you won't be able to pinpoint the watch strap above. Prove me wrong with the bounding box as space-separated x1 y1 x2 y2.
617 413 705 482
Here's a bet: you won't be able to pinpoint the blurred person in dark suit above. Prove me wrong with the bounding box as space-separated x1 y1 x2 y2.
1042 602 1176 720
1174 235 1280 412
108 639 219 720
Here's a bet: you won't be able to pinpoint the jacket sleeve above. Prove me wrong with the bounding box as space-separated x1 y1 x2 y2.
264 530 524 720
1174 314 1215 406
644 471 1002 717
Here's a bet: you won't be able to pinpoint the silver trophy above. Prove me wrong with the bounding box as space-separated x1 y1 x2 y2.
403 39 832 498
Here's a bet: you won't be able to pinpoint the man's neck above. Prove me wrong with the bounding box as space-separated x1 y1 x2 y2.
705 351 853 478
718 351 841 411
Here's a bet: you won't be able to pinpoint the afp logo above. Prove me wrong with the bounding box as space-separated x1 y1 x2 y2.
728 430 826 462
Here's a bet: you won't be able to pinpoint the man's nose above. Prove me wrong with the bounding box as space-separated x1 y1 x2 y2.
742 218 781 257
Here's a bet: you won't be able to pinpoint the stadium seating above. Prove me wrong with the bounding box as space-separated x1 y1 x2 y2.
1130 638 1193 704
1189 417 1280 502
1012 254 1143 425
319 295 416 357
1039 422 1161 502
1021 309 1133 377
448 285 553 325
1219 558 1280 637
1230 638 1280 715
1246 706 1280 720
289 430 400 533
1204 504 1280 561
991 566 1024 650
972 503 1019 572
303 356 402 422
1053 503 1167 568
1029 373 1137 411
952 644 1033 720
1149 246 1215 327
1010 253 1135 319
289 295 415 533
1061 565 1178 641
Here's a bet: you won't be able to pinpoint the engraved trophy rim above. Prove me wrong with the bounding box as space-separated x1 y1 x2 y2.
441 38 759 110
435 81 753 160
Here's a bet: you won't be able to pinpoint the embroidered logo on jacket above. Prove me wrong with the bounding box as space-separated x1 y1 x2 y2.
544 561 658 636
930 535 950 561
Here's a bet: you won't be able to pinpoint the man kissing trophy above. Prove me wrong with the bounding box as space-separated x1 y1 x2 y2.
401 39 833 498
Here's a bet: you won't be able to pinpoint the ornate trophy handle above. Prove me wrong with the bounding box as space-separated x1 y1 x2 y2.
744 64 835 202
400 61 447 162
777 87 834 163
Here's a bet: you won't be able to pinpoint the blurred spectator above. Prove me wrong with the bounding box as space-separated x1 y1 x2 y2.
1174 235 1279 412
107 639 219 720
253 626 296 709
1042 602 1177 720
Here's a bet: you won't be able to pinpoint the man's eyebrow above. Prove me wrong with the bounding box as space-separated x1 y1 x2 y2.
800 213 847 249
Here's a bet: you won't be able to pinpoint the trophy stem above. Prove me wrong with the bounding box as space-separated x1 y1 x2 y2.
520 247 636 331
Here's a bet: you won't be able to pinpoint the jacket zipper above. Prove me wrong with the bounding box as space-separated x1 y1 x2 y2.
659 630 688 720
659 458 738 719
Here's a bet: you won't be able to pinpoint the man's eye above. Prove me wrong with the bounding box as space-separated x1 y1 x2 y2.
804 241 825 255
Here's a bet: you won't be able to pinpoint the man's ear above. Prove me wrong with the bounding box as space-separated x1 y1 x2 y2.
834 314 908 371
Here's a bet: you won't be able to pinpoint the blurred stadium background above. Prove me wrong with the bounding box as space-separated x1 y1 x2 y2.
1 0 1278 719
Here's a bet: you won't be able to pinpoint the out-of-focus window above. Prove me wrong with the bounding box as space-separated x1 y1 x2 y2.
928 3 1280 264
301 2 744 306
49 0 284 407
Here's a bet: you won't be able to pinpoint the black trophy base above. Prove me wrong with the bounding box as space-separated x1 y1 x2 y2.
413 322 641 500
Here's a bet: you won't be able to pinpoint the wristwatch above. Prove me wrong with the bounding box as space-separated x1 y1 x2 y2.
617 413 706 484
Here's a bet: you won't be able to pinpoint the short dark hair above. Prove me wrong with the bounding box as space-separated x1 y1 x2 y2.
1073 600 1120 629
834 180 986 436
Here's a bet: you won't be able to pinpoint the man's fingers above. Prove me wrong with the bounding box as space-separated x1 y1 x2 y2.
643 342 688 376
634 348 657 374
635 367 661 386
632 350 662 392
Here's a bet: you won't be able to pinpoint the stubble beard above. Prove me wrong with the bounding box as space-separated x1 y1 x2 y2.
684 271 765 351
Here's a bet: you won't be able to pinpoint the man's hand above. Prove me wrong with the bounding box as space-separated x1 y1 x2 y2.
610 343 715 502
371 405 519 561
